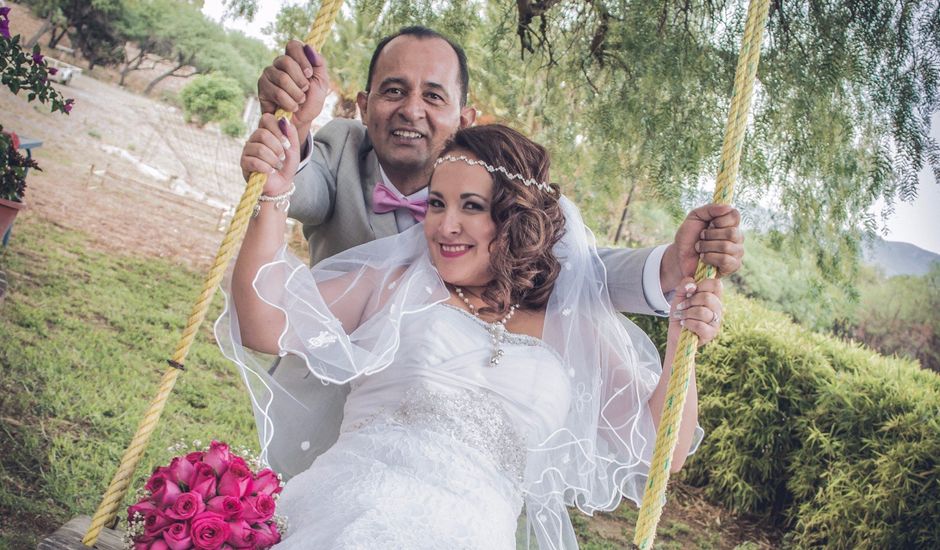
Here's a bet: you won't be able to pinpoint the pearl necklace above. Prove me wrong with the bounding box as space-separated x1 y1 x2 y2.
454 287 519 367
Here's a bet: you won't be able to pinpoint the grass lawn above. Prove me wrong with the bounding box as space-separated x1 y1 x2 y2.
0 214 257 547
0 212 772 549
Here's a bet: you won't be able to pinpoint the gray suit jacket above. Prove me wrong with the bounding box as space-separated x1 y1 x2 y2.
289 118 662 316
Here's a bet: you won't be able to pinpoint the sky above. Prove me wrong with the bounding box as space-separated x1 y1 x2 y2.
202 2 940 255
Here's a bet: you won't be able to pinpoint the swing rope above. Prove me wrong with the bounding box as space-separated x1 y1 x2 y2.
633 0 770 548
80 1 344 545
81 0 766 546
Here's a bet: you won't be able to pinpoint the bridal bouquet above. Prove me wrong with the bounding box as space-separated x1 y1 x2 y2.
125 441 286 550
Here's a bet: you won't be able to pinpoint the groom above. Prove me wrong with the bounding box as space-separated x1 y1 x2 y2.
242 26 744 318
241 26 742 477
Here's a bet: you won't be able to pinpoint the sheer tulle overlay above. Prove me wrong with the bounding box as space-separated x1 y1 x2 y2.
215 198 701 549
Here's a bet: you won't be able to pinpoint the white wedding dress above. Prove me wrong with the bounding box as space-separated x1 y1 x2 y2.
274 304 570 549
216 198 700 550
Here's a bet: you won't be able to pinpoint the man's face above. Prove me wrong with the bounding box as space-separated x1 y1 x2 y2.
357 36 475 180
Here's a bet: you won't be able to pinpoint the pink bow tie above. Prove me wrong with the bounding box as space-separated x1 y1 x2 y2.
372 181 427 222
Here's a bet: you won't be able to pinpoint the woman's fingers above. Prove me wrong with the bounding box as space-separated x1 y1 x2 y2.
671 278 723 345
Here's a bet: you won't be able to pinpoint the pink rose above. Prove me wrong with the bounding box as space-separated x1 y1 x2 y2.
225 520 257 548
190 512 230 550
203 441 231 475
147 539 169 550
167 456 195 487
240 494 275 523
252 522 281 547
165 491 205 521
134 542 150 550
217 459 252 498
185 451 205 464
162 521 192 550
251 469 282 497
127 500 156 524
206 495 242 521
142 508 173 538
146 470 181 507
190 462 218 498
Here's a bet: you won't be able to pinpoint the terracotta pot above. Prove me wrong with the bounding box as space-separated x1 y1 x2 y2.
0 197 26 239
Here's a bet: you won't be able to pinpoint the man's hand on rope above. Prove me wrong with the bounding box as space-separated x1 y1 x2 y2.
661 204 744 292
669 277 724 346
240 114 301 194
258 39 331 142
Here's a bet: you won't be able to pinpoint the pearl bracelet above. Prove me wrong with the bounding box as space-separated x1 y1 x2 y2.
252 183 296 218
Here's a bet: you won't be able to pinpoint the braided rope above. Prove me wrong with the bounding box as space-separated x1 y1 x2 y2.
80 1 343 545
632 1 770 548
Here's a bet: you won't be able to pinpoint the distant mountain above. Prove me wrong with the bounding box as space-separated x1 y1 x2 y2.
862 238 940 277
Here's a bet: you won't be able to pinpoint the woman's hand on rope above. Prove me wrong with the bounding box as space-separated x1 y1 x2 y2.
258 40 331 141
240 113 301 195
669 277 723 346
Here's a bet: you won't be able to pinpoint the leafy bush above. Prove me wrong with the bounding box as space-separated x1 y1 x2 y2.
681 294 939 547
179 73 243 128
838 264 940 373
221 117 246 138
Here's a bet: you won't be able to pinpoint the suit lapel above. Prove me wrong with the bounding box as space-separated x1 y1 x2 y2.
362 136 399 239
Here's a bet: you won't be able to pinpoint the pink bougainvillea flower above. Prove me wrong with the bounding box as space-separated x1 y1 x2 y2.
0 7 11 40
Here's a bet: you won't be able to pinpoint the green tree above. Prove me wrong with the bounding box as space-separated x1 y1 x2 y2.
179 72 244 135
230 0 939 281
23 0 128 69
840 264 940 373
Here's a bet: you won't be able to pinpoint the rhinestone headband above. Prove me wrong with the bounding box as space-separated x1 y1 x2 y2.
434 154 554 193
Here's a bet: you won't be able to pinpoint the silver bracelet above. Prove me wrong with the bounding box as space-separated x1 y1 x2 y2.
252 183 296 218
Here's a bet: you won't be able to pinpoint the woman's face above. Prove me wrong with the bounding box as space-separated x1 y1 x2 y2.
424 151 498 288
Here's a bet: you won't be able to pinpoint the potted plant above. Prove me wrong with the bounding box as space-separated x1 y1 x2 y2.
0 6 73 237
0 128 38 235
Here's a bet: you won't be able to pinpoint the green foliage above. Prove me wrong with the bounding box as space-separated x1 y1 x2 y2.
262 2 316 48
0 127 41 201
221 117 246 138
0 30 72 113
180 73 243 129
730 232 855 332
253 0 939 286
684 294 940 547
837 263 940 373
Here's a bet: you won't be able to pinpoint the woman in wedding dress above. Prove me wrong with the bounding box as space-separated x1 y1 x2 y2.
217 122 723 549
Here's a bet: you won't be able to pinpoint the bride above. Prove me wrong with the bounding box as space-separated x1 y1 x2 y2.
217 122 722 549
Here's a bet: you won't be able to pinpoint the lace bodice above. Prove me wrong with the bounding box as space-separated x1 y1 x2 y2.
341 304 572 476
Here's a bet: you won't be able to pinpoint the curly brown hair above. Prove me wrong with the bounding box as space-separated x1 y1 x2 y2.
440 124 566 314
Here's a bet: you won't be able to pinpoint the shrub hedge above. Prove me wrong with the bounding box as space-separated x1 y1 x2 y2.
671 294 940 548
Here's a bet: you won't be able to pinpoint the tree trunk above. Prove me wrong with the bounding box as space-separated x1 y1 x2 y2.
612 181 637 245
25 20 52 49
143 63 197 96
119 48 146 86
48 26 67 49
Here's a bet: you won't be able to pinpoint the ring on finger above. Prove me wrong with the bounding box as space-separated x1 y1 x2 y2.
709 310 721 326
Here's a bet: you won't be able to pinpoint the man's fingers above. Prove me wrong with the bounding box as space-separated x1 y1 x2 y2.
285 40 315 77
711 209 741 231
687 203 739 225
267 68 307 108
700 226 743 244
272 55 310 96
700 252 742 275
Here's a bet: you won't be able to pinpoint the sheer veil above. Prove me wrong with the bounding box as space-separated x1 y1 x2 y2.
214 196 701 550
